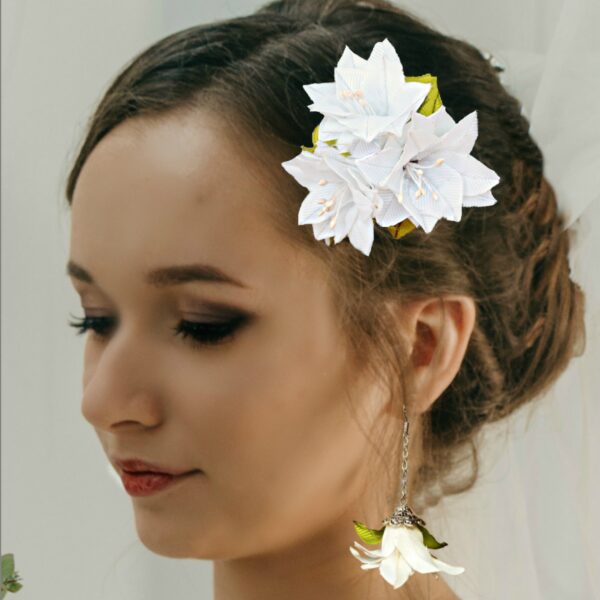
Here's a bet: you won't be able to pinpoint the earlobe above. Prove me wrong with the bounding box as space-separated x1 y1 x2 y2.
406 296 476 415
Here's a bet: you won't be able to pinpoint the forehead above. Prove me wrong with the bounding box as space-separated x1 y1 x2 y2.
69 110 314 292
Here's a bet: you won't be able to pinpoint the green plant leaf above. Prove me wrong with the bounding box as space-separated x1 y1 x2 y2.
1 555 14 581
5 581 22 593
405 74 443 116
1 554 23 597
387 218 416 239
416 524 448 549
312 124 320 146
353 520 385 545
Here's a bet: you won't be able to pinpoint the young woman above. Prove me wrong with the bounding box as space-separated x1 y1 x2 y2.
64 1 584 598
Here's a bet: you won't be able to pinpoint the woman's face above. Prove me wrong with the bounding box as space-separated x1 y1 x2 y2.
68 110 387 559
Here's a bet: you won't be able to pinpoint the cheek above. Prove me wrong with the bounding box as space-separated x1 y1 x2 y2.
171 328 374 554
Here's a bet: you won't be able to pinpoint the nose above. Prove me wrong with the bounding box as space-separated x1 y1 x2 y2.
80 323 164 432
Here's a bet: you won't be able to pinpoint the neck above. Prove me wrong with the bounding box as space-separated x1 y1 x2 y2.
213 498 458 600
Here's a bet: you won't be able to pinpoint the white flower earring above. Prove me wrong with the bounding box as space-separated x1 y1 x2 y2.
349 404 465 589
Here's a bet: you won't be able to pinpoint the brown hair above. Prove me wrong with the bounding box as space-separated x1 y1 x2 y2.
64 0 585 510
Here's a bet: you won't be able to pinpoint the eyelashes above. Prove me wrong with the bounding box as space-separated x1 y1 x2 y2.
67 313 249 349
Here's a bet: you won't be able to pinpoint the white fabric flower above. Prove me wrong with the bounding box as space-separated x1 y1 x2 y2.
355 105 500 233
349 523 465 589
281 36 501 255
303 38 431 145
281 141 380 256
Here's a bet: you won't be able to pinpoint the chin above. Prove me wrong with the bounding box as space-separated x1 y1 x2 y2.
133 515 238 560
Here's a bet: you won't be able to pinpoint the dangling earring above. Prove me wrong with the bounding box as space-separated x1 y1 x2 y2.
349 404 465 590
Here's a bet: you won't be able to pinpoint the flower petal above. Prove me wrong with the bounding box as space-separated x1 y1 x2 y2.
430 556 465 575
374 189 410 227
381 525 400 555
412 104 457 138
400 163 464 228
348 213 375 255
303 82 348 117
352 541 386 559
402 125 440 159
440 151 501 196
281 153 339 190
347 138 382 160
434 110 478 156
393 525 442 574
355 144 403 186
298 189 339 225
332 202 358 243
335 67 368 102
349 546 383 567
340 114 403 143
379 550 413 589
312 218 334 241
337 45 368 70
463 188 497 207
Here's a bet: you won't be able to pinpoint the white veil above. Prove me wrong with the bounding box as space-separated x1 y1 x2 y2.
418 0 600 597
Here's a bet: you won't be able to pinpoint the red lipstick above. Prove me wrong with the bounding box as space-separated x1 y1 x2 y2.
114 458 197 476
119 471 199 496
113 458 202 497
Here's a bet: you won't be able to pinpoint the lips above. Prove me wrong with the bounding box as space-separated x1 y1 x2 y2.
114 458 200 477
119 470 199 496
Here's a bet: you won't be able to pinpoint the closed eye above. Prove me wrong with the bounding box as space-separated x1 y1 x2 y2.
67 314 250 348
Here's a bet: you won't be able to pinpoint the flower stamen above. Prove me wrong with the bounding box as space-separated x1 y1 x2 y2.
405 162 439 201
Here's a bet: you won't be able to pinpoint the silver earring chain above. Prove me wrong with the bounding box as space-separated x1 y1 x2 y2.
400 403 409 507
382 404 425 527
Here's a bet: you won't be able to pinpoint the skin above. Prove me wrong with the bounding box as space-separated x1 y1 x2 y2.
68 108 474 600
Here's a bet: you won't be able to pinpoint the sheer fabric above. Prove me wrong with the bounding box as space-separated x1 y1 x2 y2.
419 0 600 597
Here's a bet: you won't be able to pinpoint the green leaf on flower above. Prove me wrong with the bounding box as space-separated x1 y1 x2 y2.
301 124 320 153
405 74 443 116
416 524 448 549
353 520 385 544
387 219 416 239
312 124 320 146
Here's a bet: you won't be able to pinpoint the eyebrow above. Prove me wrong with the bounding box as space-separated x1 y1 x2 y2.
66 260 249 289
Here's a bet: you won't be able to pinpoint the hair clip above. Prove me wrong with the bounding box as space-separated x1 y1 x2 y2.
281 38 501 256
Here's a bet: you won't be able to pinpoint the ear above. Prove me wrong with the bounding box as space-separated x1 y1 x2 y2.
388 296 476 416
